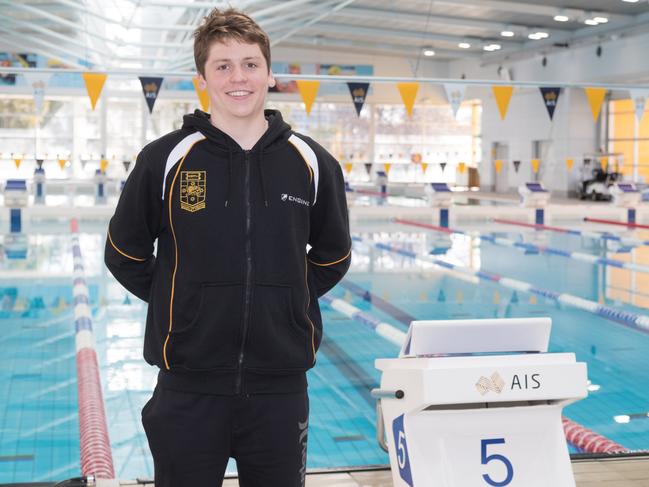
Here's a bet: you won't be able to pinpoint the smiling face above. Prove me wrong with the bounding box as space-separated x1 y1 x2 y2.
197 39 276 125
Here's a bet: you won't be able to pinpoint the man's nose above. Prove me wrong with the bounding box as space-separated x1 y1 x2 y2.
230 65 247 82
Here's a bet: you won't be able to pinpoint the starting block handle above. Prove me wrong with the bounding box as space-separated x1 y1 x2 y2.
371 388 405 399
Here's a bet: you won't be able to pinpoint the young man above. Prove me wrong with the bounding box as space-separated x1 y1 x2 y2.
104 8 351 487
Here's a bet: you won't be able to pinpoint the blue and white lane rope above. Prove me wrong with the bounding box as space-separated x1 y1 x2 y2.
320 295 407 347
352 236 649 332
494 218 649 249
396 218 649 274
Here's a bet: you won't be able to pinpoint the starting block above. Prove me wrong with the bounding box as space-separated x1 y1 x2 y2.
373 317 588 487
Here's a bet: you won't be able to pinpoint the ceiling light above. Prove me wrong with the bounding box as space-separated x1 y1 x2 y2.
622 0 639 3
594 16 609 23
483 44 502 51
613 415 630 424
554 15 569 22
458 42 471 49
537 32 549 39
528 33 542 40
584 19 599 25
423 48 435 56
500 30 515 37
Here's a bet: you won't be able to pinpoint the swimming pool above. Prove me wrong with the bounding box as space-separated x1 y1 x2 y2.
1 216 648 483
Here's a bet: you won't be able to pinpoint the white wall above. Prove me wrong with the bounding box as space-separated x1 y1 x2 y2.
448 31 649 194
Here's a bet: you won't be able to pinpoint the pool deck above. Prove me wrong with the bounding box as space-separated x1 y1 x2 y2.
119 456 649 486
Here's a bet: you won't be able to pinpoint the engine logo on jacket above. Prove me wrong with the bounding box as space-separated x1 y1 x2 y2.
281 193 310 207
180 171 206 212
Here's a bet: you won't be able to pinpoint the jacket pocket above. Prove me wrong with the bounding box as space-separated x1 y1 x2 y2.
246 284 309 370
168 283 242 371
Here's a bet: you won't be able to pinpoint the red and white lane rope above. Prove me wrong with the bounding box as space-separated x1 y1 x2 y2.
562 417 627 454
71 218 115 480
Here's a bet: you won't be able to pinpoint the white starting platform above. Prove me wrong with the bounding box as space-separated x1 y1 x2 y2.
518 182 551 225
424 182 454 227
610 183 642 224
373 317 588 487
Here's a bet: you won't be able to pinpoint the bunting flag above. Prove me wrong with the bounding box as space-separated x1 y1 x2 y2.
439 162 447 172
600 156 608 171
139 77 164 114
123 160 131 172
296 80 320 115
583 158 591 166
344 163 353 174
443 83 467 117
566 158 574 171
539 87 561 120
384 163 392 175
492 290 500 305
14 157 21 169
364 162 372 175
629 89 649 123
494 159 503 174
347 82 369 116
100 158 109 173
458 162 466 174
22 72 52 113
36 159 44 169
529 295 537 305
437 289 446 303
192 77 210 111
82 72 107 110
510 291 519 304
492 86 514 120
58 158 67 170
419 292 428 302
421 163 428 173
456 290 464 304
397 82 419 118
531 159 540 173
513 160 521 172
584 87 607 122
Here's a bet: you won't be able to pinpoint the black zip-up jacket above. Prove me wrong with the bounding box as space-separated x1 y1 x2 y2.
105 109 351 394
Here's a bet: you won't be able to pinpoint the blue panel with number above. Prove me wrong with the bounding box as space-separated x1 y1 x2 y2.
392 414 414 486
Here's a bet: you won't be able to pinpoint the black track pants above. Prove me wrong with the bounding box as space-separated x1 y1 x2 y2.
142 386 309 487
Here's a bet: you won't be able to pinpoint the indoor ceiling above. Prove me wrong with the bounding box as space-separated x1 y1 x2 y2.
1 0 649 71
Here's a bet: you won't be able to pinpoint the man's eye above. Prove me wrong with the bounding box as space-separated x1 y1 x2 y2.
247 63 258 69
216 64 229 70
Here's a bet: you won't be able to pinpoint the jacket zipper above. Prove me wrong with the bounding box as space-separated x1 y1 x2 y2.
235 150 253 394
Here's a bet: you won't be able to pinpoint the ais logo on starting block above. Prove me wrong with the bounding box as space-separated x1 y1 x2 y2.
476 372 541 396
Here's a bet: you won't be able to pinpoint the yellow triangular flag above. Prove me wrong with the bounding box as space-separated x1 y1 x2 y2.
566 158 574 171
58 158 66 170
584 87 607 122
296 80 320 115
531 159 540 173
421 162 428 173
14 158 21 169
13 298 27 312
600 156 608 171
494 159 503 174
192 77 210 112
384 163 391 175
492 86 514 120
344 163 353 174
397 82 419 118
456 290 464 304
493 290 500 305
458 162 466 174
82 73 107 110
100 158 108 173
529 295 537 305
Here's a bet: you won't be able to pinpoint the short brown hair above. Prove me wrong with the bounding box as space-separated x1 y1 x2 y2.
193 8 271 76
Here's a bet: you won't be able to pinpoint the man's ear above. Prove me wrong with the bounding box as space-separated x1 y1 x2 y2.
268 69 276 88
197 72 207 90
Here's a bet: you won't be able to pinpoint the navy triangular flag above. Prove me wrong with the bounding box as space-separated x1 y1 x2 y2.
440 162 447 172
123 160 131 173
139 77 164 114
540 87 561 120
513 160 521 172
347 82 370 116
364 163 372 175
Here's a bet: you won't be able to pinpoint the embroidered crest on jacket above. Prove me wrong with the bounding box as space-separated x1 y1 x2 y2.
180 171 206 212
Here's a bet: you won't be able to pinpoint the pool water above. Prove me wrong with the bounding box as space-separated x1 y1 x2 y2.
1 218 649 483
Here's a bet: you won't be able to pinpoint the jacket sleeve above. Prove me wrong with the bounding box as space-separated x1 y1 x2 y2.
307 148 352 297
104 150 162 302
